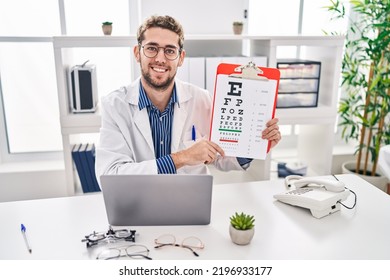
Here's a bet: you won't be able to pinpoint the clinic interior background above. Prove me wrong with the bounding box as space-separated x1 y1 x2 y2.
0 0 352 202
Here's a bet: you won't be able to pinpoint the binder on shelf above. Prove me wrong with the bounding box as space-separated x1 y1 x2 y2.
84 143 101 192
71 143 91 193
176 57 206 89
209 61 280 160
78 143 95 193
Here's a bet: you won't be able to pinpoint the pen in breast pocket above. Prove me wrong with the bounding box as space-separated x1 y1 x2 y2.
192 125 196 141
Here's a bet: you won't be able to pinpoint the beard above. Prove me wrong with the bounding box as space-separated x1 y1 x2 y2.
142 69 175 91
140 61 177 92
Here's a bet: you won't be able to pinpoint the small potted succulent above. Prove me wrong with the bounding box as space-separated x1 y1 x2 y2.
229 212 255 245
102 21 113 35
232 21 243 35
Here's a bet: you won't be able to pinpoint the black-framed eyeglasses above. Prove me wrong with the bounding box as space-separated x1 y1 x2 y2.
81 226 136 248
154 234 204 257
140 44 182 60
96 244 152 260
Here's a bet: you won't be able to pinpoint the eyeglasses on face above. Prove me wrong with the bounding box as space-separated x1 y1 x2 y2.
154 234 204 257
96 244 152 260
140 44 181 60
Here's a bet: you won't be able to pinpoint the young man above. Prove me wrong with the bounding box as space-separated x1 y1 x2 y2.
96 15 281 177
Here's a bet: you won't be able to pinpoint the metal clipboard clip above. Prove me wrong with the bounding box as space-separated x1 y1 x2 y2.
229 61 268 81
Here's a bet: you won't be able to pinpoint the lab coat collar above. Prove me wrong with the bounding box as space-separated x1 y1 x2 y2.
171 79 192 151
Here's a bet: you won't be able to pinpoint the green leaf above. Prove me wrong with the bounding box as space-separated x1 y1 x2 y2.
229 212 255 230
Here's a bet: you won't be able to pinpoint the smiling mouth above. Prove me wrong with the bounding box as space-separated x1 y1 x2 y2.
151 66 168 73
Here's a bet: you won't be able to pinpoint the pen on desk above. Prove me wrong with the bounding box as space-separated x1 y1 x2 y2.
21 224 32 253
192 125 196 141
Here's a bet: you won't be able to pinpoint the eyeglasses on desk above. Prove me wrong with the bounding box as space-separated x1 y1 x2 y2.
96 244 152 260
154 234 204 257
82 226 136 248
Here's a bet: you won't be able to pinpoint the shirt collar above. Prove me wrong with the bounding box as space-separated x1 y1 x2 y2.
138 81 178 111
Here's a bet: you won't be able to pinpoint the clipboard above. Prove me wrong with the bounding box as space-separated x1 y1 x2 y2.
209 61 280 160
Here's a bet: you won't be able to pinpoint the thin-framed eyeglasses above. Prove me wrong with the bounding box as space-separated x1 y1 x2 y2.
96 244 152 260
140 44 182 60
154 234 204 257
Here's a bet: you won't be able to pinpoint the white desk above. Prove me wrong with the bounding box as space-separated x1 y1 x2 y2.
1 174 389 260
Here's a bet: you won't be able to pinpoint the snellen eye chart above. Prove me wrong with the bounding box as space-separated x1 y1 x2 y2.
210 63 279 160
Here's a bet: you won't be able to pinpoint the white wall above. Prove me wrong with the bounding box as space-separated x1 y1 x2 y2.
139 0 246 34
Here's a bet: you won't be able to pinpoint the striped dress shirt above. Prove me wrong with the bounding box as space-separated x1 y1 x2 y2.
138 82 177 174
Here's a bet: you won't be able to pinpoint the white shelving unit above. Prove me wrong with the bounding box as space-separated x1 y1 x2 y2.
53 35 345 196
53 36 138 196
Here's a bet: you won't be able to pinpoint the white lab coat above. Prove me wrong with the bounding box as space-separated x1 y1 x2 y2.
95 78 243 180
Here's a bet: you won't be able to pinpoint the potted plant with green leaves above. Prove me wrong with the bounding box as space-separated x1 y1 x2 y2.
232 21 243 35
326 0 390 191
102 21 113 35
229 212 255 245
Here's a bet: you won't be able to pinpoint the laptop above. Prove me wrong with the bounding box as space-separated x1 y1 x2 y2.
100 174 213 226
